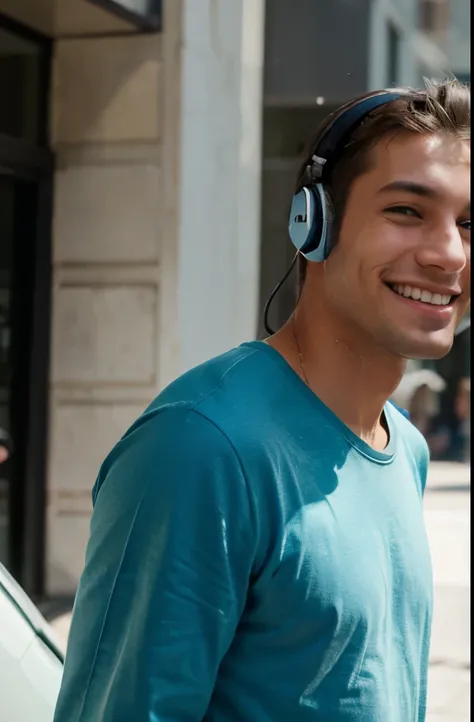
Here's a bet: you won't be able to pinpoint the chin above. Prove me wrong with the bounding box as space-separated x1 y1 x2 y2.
399 335 455 361
382 327 456 361
408 346 453 361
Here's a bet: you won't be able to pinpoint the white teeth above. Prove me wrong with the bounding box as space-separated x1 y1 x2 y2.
391 284 452 306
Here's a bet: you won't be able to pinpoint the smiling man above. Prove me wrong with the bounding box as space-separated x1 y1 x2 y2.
54 81 470 722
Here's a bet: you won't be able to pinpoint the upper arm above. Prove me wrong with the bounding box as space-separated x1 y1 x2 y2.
54 408 256 722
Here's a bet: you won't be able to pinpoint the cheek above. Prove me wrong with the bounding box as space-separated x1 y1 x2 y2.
323 245 354 288
367 220 416 262
330 221 405 285
323 249 372 309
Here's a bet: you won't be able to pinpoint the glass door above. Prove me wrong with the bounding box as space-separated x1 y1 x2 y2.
0 15 52 598
0 175 14 564
0 174 38 573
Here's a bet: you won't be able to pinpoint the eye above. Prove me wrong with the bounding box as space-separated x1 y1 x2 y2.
459 219 471 232
385 205 422 218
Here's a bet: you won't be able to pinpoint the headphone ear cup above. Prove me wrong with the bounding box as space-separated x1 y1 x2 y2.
288 185 332 262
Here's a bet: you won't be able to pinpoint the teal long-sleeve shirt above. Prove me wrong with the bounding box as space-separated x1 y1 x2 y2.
53 341 433 722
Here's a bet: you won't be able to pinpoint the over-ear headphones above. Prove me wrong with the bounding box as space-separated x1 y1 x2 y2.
288 90 402 262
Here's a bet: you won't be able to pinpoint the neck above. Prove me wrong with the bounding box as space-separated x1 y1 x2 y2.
269 291 406 447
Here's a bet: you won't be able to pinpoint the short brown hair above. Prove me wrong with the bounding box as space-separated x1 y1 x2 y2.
296 79 471 291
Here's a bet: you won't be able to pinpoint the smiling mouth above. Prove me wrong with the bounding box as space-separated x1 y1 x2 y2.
385 283 459 307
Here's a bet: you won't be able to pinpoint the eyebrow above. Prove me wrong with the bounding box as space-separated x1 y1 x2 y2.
378 180 470 212
377 181 438 198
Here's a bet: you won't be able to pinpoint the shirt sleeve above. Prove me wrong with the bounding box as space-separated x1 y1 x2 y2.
417 435 431 495
53 407 257 722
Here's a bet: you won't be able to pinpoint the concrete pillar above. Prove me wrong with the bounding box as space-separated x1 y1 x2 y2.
170 0 266 378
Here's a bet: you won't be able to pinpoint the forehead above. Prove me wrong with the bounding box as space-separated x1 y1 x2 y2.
369 132 470 196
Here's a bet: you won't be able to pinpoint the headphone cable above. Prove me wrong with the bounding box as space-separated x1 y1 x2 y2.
263 251 300 336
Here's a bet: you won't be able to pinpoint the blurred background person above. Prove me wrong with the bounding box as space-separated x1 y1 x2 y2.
0 429 11 465
453 376 470 462
391 368 446 437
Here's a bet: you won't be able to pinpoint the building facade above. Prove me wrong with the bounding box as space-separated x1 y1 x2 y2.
0 0 265 599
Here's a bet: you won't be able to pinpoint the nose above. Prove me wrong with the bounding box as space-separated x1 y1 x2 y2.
416 222 468 274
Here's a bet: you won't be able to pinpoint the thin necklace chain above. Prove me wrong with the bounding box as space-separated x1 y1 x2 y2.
292 315 310 387
291 318 388 448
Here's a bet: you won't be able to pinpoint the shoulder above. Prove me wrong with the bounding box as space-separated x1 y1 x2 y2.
140 341 285 455
152 343 265 412
93 406 247 507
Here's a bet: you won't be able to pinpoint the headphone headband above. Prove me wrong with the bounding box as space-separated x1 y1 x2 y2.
310 91 402 181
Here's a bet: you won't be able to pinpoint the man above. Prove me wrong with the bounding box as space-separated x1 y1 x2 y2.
54 80 470 722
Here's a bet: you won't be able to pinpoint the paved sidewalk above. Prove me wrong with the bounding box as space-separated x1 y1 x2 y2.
427 665 470 722
426 461 470 489
425 462 470 722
